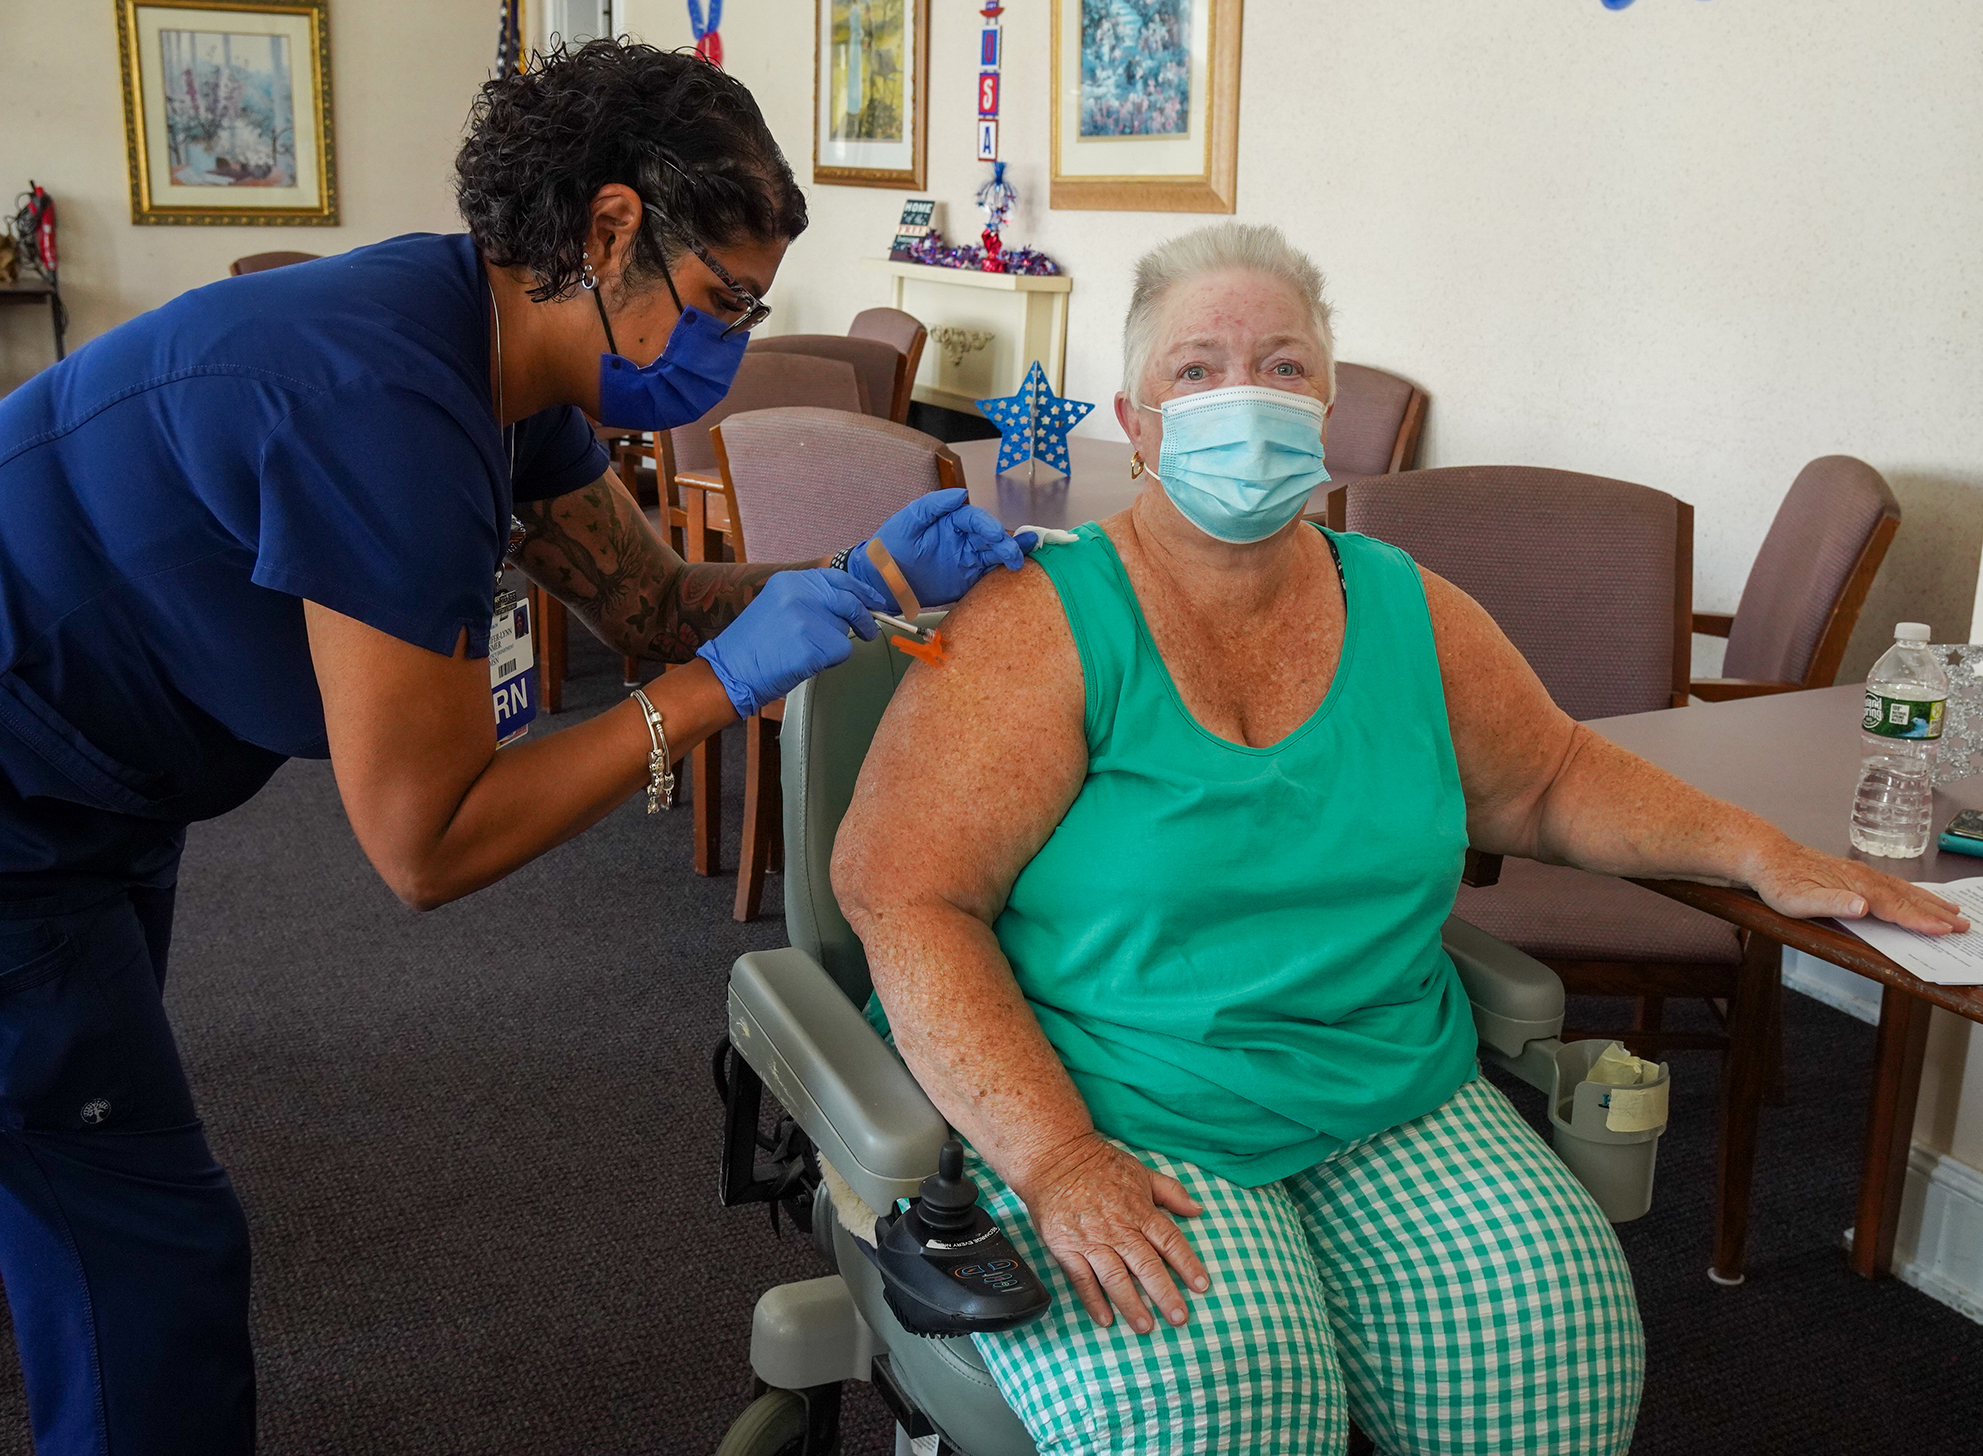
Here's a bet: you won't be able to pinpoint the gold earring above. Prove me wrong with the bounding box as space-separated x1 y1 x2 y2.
1128 451 1145 479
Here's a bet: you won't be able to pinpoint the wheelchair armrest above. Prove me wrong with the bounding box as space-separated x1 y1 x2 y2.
1442 916 1564 1058
728 947 949 1214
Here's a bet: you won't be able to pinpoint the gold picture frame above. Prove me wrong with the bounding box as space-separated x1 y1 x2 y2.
115 0 339 226
1050 0 1241 213
813 0 930 190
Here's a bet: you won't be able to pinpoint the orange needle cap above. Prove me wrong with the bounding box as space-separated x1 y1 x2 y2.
891 629 948 667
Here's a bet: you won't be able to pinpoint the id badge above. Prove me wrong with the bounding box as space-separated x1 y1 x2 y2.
490 586 538 745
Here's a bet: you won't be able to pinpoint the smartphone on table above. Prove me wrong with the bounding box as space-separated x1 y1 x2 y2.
1939 809 1983 857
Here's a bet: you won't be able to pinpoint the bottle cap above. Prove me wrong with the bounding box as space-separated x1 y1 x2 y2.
1895 622 1932 642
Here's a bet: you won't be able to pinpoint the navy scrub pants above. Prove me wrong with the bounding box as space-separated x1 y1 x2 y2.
0 886 254 1454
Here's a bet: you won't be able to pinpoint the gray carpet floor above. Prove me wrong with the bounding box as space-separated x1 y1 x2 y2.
0 629 1978 1453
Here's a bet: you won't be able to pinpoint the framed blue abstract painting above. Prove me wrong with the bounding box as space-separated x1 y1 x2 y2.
1051 0 1240 213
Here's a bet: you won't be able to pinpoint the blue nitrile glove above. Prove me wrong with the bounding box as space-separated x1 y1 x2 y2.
847 488 1037 610
696 568 888 719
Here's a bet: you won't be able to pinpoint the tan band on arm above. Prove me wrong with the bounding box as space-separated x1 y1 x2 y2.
864 538 923 621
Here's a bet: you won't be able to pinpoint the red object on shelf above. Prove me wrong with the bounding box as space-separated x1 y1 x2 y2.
30 185 55 275
980 227 1007 274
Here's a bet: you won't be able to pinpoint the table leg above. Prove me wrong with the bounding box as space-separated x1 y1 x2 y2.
1851 985 1933 1278
1710 937 1779 1284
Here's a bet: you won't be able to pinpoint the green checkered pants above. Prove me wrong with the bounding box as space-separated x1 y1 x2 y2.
964 1072 1644 1455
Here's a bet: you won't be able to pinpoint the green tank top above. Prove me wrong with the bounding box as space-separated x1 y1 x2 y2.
992 523 1476 1185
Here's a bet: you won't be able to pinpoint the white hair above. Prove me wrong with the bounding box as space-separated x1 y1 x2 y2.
1121 222 1336 407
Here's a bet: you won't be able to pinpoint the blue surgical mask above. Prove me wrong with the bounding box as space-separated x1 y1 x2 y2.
593 291 749 432
1141 385 1330 544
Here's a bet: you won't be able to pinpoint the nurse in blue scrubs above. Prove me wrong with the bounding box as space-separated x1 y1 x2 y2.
0 41 1024 1454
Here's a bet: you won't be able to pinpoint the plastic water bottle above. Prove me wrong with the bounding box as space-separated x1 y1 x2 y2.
1849 623 1948 858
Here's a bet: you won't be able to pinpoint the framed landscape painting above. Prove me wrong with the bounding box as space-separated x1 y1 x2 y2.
814 0 930 189
1050 0 1241 213
116 0 338 225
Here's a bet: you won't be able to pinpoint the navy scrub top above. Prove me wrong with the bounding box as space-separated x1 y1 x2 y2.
0 233 609 904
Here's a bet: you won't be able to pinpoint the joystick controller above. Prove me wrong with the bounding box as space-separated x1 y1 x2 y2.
864 1138 1051 1338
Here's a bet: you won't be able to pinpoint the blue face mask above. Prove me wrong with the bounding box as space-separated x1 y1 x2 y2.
1142 385 1330 544
593 288 749 432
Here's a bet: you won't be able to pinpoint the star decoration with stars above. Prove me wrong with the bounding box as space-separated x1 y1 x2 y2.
977 362 1094 476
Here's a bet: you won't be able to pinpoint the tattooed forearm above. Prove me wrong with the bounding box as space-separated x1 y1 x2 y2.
511 471 815 663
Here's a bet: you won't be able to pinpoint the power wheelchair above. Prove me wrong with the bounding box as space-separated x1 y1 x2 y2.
712 622 1672 1456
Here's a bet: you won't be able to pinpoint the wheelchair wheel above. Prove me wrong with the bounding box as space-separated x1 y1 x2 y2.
715 1388 808 1456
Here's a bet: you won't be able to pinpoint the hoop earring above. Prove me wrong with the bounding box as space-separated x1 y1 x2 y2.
1128 451 1145 479
580 251 597 291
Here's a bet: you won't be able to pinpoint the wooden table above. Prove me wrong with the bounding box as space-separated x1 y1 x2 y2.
1587 683 1983 1277
951 435 1348 531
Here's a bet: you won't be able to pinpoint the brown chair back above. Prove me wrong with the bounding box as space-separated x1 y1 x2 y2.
848 307 928 422
1327 465 1692 720
748 335 903 423
1326 362 1428 481
713 408 962 568
669 352 865 477
229 251 319 276
1723 456 1900 690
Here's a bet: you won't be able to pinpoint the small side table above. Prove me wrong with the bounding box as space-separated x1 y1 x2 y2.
0 279 67 363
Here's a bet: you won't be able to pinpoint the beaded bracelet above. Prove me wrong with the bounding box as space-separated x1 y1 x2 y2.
630 687 675 813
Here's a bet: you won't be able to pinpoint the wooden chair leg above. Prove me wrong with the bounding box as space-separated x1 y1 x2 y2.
526 585 567 715
692 735 722 877
1709 937 1780 1285
1633 995 1666 1033
735 714 781 921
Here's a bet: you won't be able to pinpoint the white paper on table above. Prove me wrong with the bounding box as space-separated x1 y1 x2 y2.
1838 877 1983 985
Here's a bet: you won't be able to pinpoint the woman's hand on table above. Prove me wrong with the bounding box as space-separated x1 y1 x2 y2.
1015 1133 1209 1335
1746 838 1970 934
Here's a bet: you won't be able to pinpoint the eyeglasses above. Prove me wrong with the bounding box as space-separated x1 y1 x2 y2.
680 237 771 337
648 216 770 338
638 167 772 335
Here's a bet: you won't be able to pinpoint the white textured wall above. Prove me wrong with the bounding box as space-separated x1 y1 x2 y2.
0 0 496 394
626 0 1983 681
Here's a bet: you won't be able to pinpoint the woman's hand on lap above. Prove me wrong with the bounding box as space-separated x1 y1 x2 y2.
1017 1134 1209 1334
1746 838 1969 933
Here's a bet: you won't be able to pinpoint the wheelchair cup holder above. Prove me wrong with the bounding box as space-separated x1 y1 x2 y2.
1545 1039 1670 1224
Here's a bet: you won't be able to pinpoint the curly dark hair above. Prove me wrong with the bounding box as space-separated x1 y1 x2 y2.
455 40 807 303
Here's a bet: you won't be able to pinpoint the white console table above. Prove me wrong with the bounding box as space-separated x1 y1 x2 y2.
862 258 1073 417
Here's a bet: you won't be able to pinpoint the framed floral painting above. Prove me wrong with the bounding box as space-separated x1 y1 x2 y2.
1050 0 1241 213
814 0 930 190
116 0 339 225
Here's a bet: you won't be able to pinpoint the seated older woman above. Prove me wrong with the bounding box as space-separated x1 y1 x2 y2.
831 222 1960 1456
